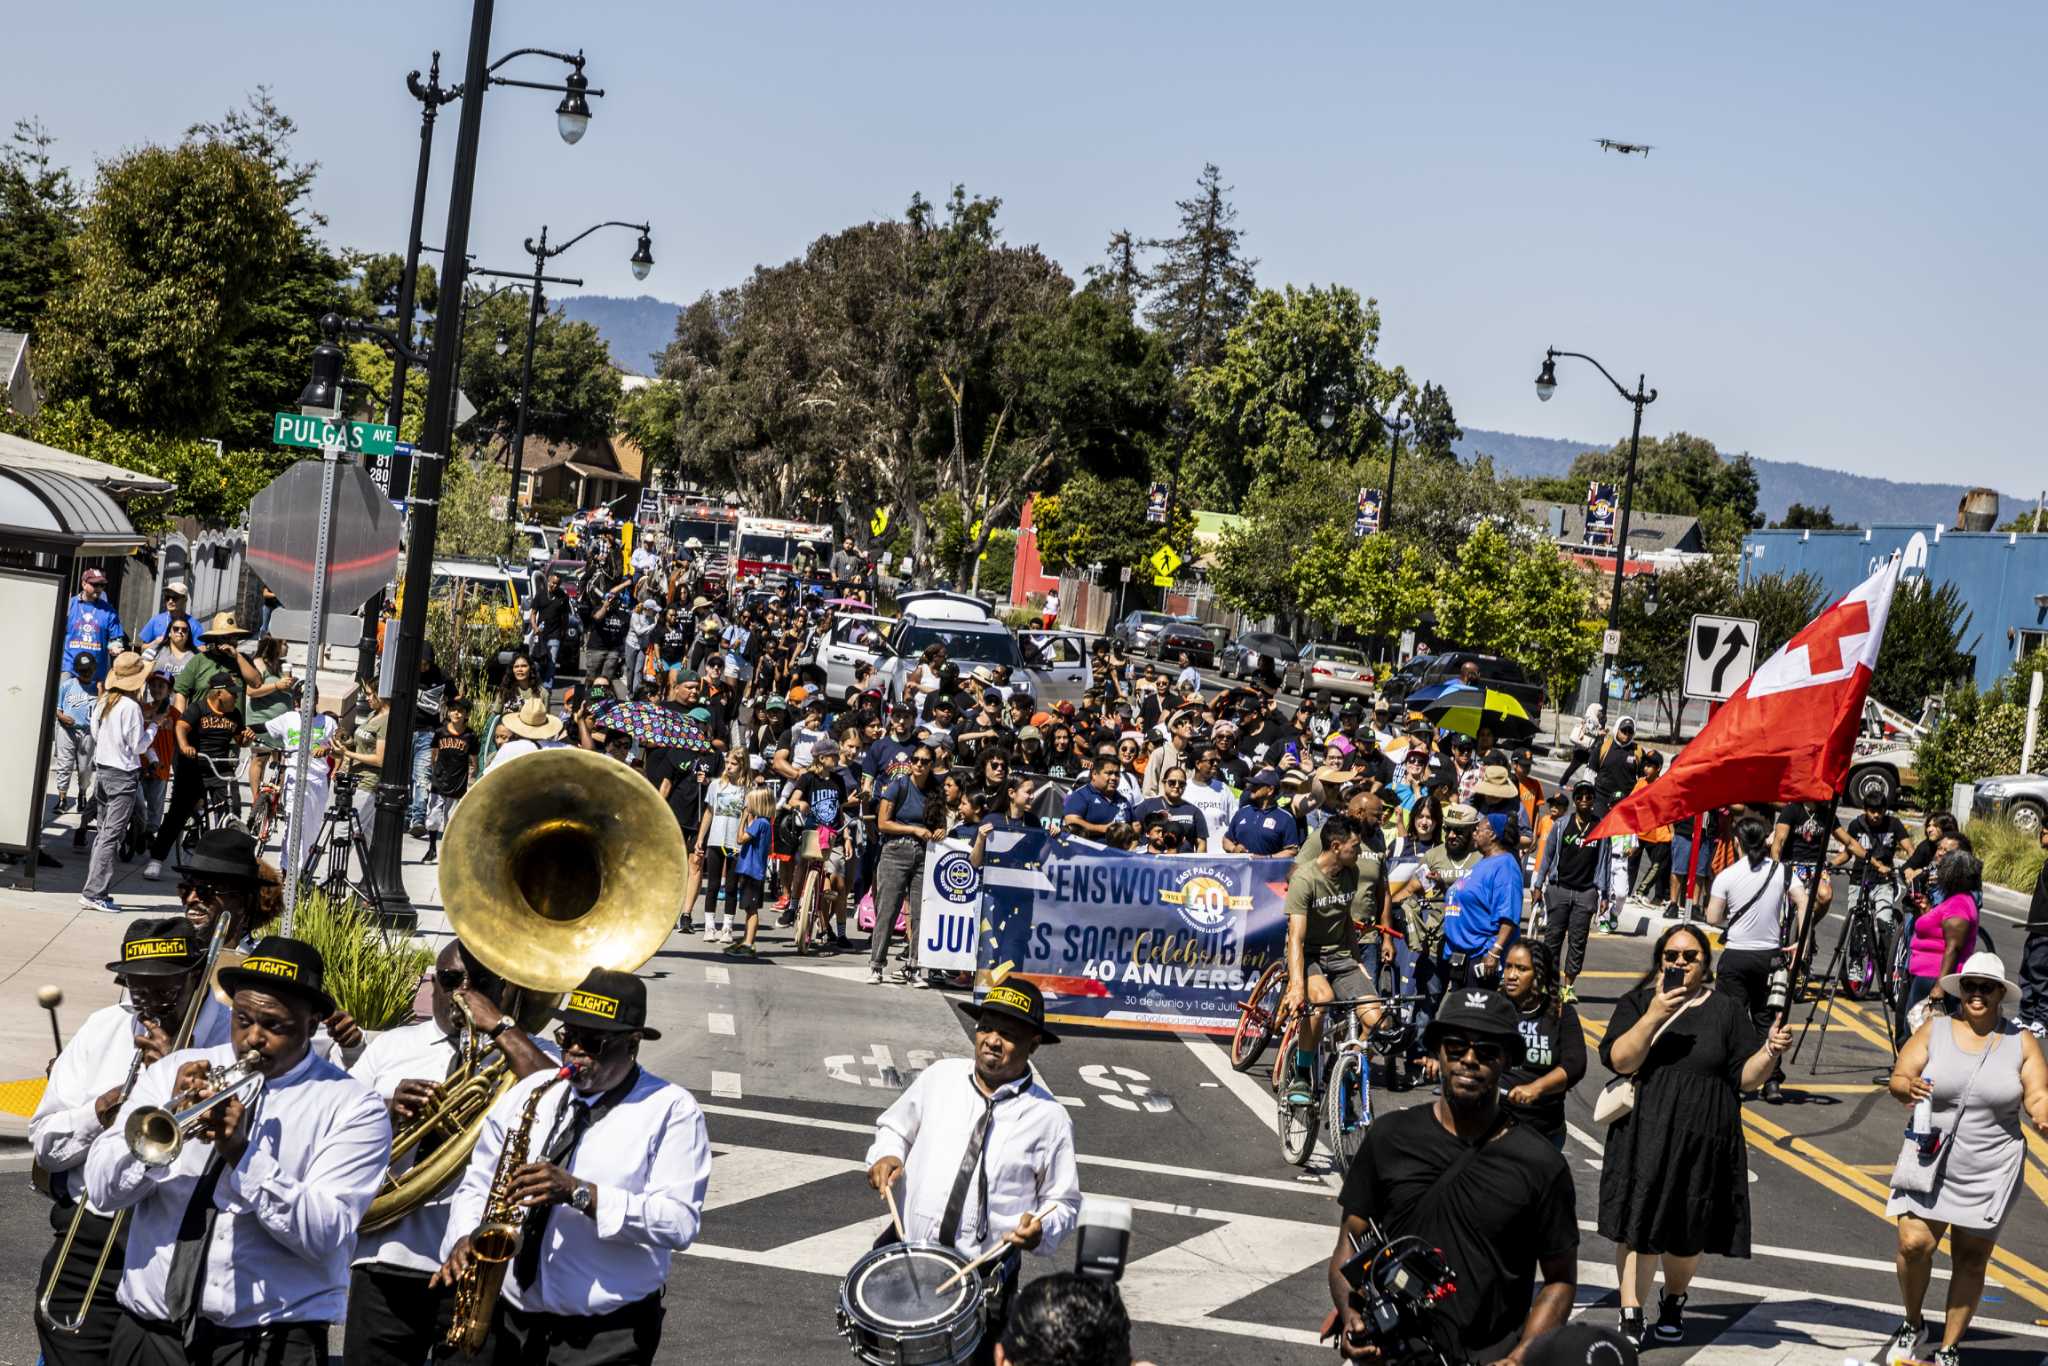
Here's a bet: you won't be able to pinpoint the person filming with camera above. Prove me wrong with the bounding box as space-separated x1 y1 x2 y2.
1325 988 1578 1364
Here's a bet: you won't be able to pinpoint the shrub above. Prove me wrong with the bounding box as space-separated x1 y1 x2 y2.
1914 649 2048 800
1965 818 2046 894
289 888 432 1029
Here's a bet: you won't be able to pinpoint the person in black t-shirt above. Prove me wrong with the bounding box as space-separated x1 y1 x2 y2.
1590 717 1641 815
1835 795 1909 926
1328 989 1577 1362
1772 797 1839 918
1497 941 1586 1148
420 708 477 864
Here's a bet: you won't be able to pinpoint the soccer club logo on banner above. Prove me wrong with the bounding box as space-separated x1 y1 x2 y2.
931 849 981 905
1158 867 1252 934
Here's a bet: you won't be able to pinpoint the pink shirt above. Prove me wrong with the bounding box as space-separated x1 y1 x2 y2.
1907 892 1979 980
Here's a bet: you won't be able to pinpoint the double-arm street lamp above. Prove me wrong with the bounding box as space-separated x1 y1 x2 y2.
472 220 652 534
1534 347 1658 707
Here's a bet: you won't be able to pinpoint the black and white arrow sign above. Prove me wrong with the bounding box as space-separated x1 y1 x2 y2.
1684 613 1760 702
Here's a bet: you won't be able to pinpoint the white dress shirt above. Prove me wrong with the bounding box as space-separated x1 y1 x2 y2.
865 1058 1081 1261
89 695 158 772
443 1064 710 1317
84 1041 392 1327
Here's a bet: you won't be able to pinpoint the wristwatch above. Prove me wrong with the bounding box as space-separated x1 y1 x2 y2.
570 1182 594 1214
485 1019 514 1042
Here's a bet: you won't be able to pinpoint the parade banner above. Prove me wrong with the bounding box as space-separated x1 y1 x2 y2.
976 832 1292 1034
1585 481 1618 546
1354 486 1382 536
917 836 983 972
1145 481 1170 525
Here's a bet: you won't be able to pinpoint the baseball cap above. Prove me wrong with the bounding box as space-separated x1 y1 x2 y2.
1422 987 1520 1050
1441 802 1482 829
81 568 107 586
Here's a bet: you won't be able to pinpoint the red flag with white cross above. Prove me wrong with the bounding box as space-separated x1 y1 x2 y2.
1590 555 1902 840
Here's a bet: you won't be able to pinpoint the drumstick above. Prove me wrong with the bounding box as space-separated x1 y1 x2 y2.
882 1178 907 1244
933 1204 1060 1294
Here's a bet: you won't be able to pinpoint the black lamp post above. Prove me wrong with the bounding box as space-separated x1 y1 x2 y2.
1370 404 1410 533
1534 347 1658 706
360 0 609 915
483 220 651 535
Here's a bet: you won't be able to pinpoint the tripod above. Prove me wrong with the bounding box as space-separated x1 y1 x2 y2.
1788 866 1900 1079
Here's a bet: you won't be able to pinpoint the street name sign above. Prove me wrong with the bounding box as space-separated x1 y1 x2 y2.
271 412 397 458
1684 613 1760 702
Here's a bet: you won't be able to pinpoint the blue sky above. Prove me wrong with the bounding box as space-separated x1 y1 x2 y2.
18 1 2045 491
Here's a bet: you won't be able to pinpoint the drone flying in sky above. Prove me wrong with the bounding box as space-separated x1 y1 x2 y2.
1595 138 1653 157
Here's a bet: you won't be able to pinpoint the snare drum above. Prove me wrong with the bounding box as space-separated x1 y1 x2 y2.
836 1241 990 1365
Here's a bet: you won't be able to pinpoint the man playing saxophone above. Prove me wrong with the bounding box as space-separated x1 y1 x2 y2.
344 940 555 1366
434 969 710 1366
31 919 208 1366
84 937 391 1366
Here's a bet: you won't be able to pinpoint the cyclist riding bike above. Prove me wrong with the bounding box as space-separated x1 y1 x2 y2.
1282 814 1387 1105
1834 795 1909 928
1772 796 1840 921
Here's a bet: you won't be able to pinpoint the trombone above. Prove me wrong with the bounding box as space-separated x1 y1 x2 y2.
37 915 232 1335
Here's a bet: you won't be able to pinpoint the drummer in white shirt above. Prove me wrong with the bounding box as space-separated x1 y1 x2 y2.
85 936 391 1366
342 940 557 1366
435 968 710 1366
32 918 211 1366
866 976 1082 1365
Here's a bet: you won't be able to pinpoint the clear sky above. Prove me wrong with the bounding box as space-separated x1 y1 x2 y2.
17 1 2045 490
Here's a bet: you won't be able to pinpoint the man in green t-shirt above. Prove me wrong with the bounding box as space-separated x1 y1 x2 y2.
1281 813 1387 1104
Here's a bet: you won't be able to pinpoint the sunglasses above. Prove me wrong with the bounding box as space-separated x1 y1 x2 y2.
553 1026 632 1053
1661 949 1703 964
435 966 470 992
1437 1034 1506 1064
1958 978 2004 996
176 880 244 901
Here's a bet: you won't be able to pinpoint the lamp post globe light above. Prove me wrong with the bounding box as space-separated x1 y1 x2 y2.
1531 346 1657 708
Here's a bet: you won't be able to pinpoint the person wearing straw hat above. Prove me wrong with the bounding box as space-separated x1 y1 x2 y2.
488 695 568 771
1880 950 2048 1366
31 918 209 1366
435 969 709 1363
80 652 158 912
141 613 253 881
85 937 391 1366
866 976 1080 1365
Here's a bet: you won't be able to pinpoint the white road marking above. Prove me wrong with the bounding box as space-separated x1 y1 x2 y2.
702 1143 859 1212
1571 1219 1948 1283
704 965 730 986
1116 1200 1331 1342
707 1012 735 1036
710 1071 742 1099
1572 1262 2048 1341
1179 1033 1340 1191
697 1101 1331 1195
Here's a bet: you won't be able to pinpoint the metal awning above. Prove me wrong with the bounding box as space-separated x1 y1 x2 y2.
0 465 145 554
0 430 176 498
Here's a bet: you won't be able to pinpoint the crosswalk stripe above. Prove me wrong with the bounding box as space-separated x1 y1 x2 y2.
704 1143 859 1212
708 1012 735 1035
1115 1202 1330 1339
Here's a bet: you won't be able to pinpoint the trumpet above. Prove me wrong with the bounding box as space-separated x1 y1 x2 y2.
123 1050 266 1168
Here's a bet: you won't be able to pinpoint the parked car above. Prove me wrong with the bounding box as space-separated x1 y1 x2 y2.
1972 774 2048 834
516 523 555 571
795 612 897 702
1217 631 1302 681
1018 630 1095 705
1153 621 1217 669
1284 642 1376 701
844 592 1090 706
1110 610 1192 655
1379 650 1546 718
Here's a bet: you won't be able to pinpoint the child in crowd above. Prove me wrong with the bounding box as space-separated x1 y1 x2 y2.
725 786 776 958
423 704 477 864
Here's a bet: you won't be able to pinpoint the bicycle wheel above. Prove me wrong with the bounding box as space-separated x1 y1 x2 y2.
1841 915 1878 1001
1270 1017 1302 1094
1280 1095 1319 1167
1231 961 1287 1072
1324 1050 1371 1170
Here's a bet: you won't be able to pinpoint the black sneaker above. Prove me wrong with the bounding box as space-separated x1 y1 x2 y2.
1618 1308 1645 1347
1653 1291 1687 1342
1762 1077 1786 1104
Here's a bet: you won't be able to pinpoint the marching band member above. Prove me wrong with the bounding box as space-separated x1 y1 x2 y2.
343 941 556 1366
435 968 710 1366
865 976 1082 1366
31 919 208 1366
85 938 391 1366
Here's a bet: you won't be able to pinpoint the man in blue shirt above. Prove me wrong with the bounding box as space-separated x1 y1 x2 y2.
63 568 125 681
1224 768 1300 856
1440 812 1524 989
1061 754 1126 839
136 581 202 650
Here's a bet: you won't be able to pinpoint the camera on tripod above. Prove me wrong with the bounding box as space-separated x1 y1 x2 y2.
1330 1219 1462 1365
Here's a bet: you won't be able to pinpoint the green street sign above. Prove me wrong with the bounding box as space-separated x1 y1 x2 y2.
271 412 397 457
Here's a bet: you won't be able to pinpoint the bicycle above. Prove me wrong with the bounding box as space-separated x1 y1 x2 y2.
1269 992 1425 1169
1230 959 1287 1072
1828 861 1899 1003
181 752 250 852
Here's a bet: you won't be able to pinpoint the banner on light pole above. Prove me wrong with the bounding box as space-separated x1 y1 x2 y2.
1353 486 1382 536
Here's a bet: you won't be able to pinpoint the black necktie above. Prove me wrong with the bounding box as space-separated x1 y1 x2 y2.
937 1081 1018 1248
164 1151 227 1329
511 1067 636 1292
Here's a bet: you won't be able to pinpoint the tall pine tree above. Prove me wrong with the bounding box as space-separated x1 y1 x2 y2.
0 119 80 336
1143 163 1257 373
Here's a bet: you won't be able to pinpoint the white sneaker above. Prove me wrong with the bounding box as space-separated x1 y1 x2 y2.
869 968 885 985
142 859 163 881
1879 1317 1927 1366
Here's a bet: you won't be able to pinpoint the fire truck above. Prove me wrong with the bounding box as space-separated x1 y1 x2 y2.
661 496 741 580
733 515 834 579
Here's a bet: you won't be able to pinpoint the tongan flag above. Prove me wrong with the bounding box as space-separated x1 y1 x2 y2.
1590 555 1902 840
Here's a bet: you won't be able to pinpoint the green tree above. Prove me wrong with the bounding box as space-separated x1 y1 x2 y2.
1503 546 1601 719
1871 576 1973 716
1916 650 2048 801
616 378 682 474
1030 473 1194 578
1731 569 1829 657
434 451 511 559
1520 434 1762 554
459 288 622 449
1143 163 1257 374
344 340 427 443
3 398 281 529
0 119 79 335
1775 502 1842 530
1611 557 1739 734
1407 381 1461 462
1291 528 1430 650
352 251 439 321
1432 522 1520 655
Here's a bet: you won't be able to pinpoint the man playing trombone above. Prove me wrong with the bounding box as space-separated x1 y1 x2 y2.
84 937 391 1366
343 941 556 1366
31 919 208 1366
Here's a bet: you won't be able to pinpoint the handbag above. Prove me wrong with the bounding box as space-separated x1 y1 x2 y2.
1890 1027 1996 1196
1592 992 1703 1126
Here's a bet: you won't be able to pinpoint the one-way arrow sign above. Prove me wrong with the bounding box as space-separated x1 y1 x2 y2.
1684 612 1760 701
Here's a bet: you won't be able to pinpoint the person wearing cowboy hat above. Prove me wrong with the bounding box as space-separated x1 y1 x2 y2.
31 918 212 1366
1883 949 2048 1366
1326 987 1578 1364
84 937 391 1366
489 695 569 772
78 653 159 911
867 975 1081 1364
141 612 255 880
436 968 709 1361
1471 761 1526 850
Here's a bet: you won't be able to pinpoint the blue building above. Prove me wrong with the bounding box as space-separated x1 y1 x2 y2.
1741 525 2048 692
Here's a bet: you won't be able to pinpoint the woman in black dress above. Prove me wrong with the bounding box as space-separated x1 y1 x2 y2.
1598 923 1792 1346
1499 941 1586 1150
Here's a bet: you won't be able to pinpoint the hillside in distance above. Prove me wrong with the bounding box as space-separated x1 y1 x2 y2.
554 294 2019 528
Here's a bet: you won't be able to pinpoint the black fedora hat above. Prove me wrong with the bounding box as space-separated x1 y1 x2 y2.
105 917 202 977
216 936 337 1017
959 976 1059 1044
555 968 662 1040
177 828 262 889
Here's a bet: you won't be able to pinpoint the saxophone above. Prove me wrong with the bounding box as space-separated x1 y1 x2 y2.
445 1066 573 1355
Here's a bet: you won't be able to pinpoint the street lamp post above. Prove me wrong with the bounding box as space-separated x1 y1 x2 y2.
1373 406 1410 533
485 221 651 535
1534 347 1658 707
359 2 608 914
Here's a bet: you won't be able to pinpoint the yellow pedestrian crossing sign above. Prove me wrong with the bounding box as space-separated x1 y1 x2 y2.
1148 545 1182 578
870 508 889 537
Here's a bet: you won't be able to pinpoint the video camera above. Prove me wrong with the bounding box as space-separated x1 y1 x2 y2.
1330 1218 1463 1366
